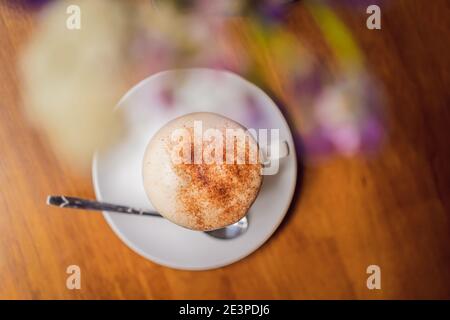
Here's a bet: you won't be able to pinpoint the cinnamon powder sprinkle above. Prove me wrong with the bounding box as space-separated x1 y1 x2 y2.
171 134 262 231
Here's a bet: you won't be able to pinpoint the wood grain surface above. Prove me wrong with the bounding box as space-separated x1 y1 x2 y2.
1 1 449 299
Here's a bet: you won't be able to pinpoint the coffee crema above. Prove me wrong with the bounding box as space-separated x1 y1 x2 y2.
142 112 263 231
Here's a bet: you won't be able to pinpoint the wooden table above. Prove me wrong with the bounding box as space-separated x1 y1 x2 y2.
1 1 449 299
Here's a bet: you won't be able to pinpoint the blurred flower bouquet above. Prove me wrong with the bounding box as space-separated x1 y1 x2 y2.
19 0 385 169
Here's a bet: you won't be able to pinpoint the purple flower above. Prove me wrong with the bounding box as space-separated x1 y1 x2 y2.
5 0 52 10
300 72 385 159
302 128 335 158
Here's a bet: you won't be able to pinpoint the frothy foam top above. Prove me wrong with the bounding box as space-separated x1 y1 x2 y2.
142 112 262 231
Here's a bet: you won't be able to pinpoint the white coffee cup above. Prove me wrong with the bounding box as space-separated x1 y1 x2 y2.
142 112 289 231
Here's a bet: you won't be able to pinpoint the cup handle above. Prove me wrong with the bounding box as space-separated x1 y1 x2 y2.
261 140 289 175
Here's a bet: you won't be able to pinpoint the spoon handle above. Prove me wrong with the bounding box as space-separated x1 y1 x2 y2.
46 195 161 217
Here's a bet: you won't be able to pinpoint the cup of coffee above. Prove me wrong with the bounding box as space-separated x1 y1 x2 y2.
142 112 288 231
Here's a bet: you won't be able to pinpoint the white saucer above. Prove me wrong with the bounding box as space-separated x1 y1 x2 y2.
92 69 297 270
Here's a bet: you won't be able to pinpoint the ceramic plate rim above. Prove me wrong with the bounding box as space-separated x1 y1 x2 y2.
92 68 298 270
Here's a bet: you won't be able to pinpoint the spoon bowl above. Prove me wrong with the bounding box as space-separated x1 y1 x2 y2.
205 216 248 239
